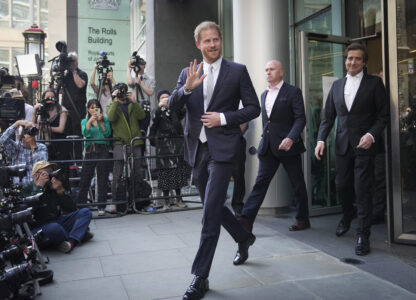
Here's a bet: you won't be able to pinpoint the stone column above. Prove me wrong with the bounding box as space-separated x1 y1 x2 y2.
233 0 293 215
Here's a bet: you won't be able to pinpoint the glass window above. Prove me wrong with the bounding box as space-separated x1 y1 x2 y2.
295 0 331 23
397 0 416 234
0 0 9 28
40 0 48 31
13 0 30 29
0 48 9 70
346 0 382 38
296 8 332 34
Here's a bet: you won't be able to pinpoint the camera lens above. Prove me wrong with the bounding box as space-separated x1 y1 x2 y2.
10 209 32 225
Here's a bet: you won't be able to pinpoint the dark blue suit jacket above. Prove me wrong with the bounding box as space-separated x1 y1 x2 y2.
258 82 306 157
169 59 260 167
317 74 388 156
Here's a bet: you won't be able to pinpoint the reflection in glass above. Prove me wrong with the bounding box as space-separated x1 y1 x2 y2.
12 0 30 29
346 0 382 38
397 0 416 234
307 40 345 209
294 0 331 23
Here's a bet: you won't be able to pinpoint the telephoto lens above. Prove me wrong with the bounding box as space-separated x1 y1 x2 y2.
21 193 42 206
0 245 24 265
0 262 32 294
10 208 33 225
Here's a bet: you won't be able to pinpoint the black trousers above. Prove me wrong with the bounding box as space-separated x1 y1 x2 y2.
78 144 111 209
241 147 309 223
335 145 375 236
231 136 247 209
191 142 250 278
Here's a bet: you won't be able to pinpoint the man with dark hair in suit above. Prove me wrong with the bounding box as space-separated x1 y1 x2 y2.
237 60 310 238
315 43 389 256
169 21 260 300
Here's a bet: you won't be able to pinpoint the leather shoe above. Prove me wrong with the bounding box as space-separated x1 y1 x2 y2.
335 219 351 237
183 276 209 300
289 219 310 231
233 233 256 265
355 234 370 256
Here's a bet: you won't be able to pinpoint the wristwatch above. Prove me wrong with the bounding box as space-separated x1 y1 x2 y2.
184 86 193 93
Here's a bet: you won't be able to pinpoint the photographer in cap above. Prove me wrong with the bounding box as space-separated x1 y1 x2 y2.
107 83 146 212
0 120 47 183
22 161 93 253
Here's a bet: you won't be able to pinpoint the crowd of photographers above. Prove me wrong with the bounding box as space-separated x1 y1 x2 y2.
0 46 194 296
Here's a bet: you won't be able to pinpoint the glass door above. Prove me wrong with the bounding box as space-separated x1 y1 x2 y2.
388 0 416 244
298 31 349 216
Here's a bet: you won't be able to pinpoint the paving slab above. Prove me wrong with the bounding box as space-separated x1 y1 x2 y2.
100 249 190 276
47 257 104 283
40 276 129 300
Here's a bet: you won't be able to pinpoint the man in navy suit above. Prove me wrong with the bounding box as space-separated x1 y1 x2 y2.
169 21 260 300
237 60 310 240
315 43 388 256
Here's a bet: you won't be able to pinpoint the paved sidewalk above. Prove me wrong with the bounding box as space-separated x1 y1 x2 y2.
38 209 416 300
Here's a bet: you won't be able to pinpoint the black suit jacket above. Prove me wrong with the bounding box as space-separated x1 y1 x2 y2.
317 73 389 156
258 82 306 157
169 59 260 167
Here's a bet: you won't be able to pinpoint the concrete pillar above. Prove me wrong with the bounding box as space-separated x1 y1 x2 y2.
233 0 293 215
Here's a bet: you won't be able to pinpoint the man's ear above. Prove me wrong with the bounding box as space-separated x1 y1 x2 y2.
196 41 201 50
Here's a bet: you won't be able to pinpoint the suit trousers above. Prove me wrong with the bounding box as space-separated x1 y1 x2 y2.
335 145 375 236
242 147 309 223
191 142 250 278
231 136 247 210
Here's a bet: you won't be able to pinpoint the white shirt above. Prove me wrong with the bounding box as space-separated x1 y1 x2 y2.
344 70 363 111
203 57 227 125
265 80 284 118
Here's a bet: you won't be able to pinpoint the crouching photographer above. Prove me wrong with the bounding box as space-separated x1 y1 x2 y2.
0 120 48 183
22 161 94 253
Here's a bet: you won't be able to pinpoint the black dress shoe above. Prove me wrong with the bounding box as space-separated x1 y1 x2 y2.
355 234 370 256
183 276 209 300
233 233 256 265
335 219 351 237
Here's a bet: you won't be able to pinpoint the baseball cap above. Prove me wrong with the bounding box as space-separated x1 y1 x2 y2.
32 161 57 176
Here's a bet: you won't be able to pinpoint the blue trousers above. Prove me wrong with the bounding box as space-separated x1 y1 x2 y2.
32 208 92 248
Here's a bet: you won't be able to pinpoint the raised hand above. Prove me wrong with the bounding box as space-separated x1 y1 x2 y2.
185 59 206 91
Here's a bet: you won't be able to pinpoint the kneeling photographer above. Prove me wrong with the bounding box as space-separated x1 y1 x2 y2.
0 120 47 183
22 161 93 253
107 83 146 212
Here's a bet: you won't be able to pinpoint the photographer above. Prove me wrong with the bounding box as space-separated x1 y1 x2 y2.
107 83 145 212
0 120 47 183
90 64 116 117
78 99 111 216
127 54 155 137
22 161 93 253
61 52 88 159
33 89 71 165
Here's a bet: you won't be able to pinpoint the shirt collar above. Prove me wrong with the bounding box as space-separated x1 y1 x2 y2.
203 57 222 73
346 70 364 80
267 80 284 91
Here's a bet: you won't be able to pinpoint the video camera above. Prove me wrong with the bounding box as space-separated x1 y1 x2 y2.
130 51 146 74
0 67 17 90
96 51 114 75
36 96 57 122
50 41 74 84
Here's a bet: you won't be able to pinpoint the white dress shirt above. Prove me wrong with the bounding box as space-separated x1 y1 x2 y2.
265 80 284 118
344 70 363 111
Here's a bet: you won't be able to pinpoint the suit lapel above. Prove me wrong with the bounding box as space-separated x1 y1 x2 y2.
196 66 204 114
207 59 229 111
349 74 367 112
261 91 268 122
338 77 348 112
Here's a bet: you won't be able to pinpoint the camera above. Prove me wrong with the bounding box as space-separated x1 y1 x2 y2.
130 51 146 73
50 41 74 84
112 83 128 100
96 51 114 74
0 67 16 90
22 127 39 137
0 164 27 187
